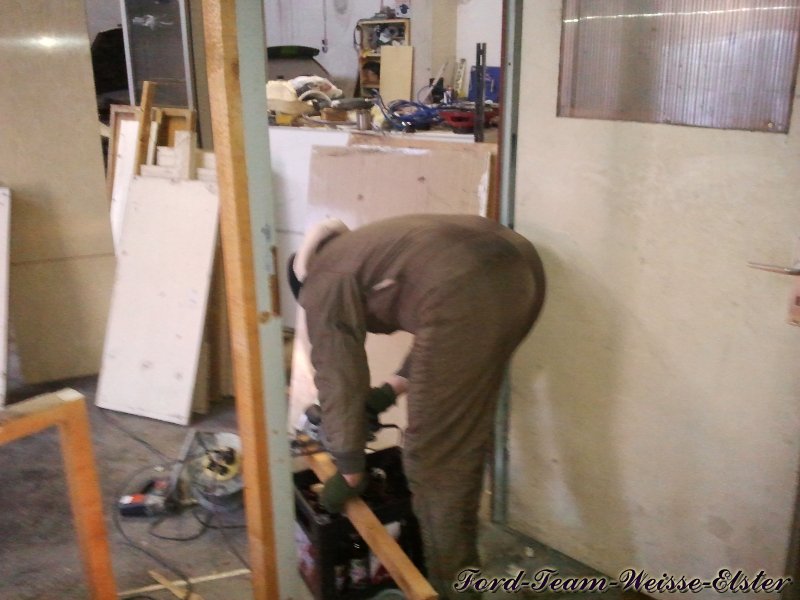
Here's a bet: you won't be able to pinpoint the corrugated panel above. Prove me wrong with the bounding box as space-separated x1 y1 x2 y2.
559 0 800 132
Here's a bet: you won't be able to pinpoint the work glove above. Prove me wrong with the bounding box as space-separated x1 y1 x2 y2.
366 383 397 416
320 471 368 513
365 384 397 438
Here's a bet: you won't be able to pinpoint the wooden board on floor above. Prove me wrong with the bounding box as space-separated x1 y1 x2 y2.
10 255 115 384
96 178 219 425
0 189 8 407
378 46 414 103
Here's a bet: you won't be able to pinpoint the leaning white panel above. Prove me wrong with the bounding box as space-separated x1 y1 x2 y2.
109 118 140 253
0 188 8 407
96 177 219 424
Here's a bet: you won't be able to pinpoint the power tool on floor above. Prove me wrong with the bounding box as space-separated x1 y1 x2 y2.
118 430 244 516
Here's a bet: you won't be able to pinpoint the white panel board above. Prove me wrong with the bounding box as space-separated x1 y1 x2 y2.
96 177 220 424
267 127 350 234
110 118 140 253
0 189 8 407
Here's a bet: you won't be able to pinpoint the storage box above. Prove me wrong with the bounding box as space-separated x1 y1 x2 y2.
294 447 425 600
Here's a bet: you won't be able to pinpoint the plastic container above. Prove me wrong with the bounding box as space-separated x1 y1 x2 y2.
293 447 425 600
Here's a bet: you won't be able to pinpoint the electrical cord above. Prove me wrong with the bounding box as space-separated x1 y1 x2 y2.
148 509 210 542
99 408 172 463
112 463 197 598
214 510 251 570
104 418 249 596
371 91 441 131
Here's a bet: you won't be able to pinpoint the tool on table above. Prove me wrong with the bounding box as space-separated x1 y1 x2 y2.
291 400 400 457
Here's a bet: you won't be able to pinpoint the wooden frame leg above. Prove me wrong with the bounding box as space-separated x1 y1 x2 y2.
0 389 117 599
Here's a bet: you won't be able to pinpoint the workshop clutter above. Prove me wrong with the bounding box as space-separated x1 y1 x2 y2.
267 75 344 119
293 447 425 600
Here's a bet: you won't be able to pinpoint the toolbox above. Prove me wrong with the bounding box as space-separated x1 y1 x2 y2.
293 446 425 600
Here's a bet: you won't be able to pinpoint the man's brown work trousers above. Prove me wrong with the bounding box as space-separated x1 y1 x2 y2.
401 243 545 599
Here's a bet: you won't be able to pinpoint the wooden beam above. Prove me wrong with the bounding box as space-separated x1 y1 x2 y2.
201 2 280 599
149 570 205 600
0 389 117 599
134 81 156 175
306 452 439 600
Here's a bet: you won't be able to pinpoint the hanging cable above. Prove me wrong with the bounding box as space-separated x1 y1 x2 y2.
321 0 329 53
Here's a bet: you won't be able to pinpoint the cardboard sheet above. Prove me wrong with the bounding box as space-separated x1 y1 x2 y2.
379 45 414 103
96 178 219 424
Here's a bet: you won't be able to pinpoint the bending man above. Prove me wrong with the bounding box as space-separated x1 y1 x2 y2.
288 214 546 597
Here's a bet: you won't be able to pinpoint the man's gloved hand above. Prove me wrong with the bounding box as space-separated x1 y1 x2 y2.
320 471 368 513
366 383 397 416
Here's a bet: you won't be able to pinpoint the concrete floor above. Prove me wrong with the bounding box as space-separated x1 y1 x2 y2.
1 364 642 600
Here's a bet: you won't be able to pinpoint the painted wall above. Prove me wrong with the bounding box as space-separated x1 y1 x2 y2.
510 1 800 591
455 0 502 84
264 0 383 97
84 0 123 42
263 0 501 99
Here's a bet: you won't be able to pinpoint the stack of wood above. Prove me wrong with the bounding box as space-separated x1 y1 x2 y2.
98 83 232 425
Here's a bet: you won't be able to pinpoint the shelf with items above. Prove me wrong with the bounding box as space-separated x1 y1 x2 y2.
355 18 410 97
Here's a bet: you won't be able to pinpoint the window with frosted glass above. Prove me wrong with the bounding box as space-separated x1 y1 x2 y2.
558 1 800 132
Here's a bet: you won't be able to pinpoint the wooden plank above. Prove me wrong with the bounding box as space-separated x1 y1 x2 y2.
106 105 140 203
157 108 197 147
96 178 219 425
202 2 283 598
305 452 438 600
207 248 234 402
110 116 141 252
134 81 156 175
306 144 490 225
10 255 115 384
0 389 117 599
0 188 8 407
149 570 205 600
346 132 500 219
59 393 119 600
379 45 414 103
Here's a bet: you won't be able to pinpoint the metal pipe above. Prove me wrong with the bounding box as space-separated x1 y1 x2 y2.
474 43 486 143
491 0 524 526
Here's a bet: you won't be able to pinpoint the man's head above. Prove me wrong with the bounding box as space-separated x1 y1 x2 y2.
287 218 350 300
